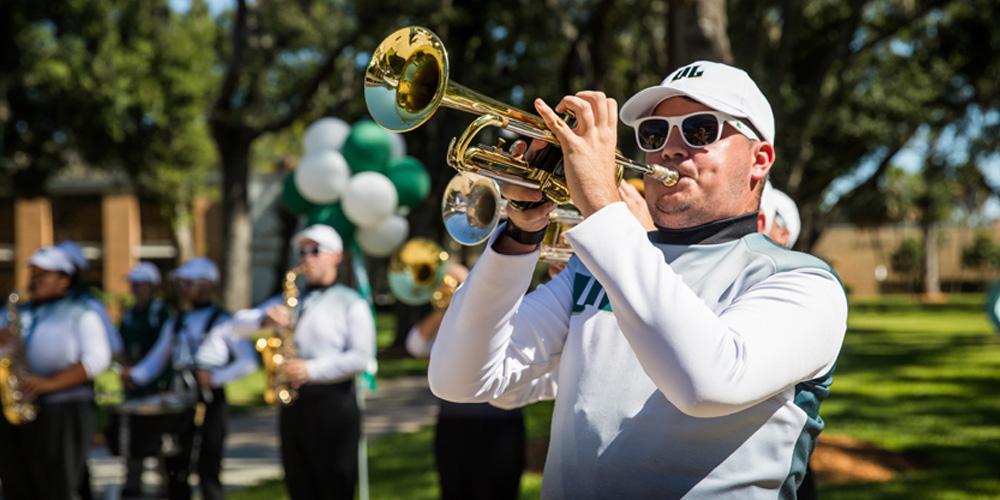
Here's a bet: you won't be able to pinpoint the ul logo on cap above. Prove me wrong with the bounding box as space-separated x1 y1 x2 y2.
671 64 704 81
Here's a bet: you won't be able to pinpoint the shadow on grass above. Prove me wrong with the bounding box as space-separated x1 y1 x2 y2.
818 301 1000 498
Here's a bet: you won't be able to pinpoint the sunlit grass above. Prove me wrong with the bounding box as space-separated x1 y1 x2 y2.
819 294 1000 498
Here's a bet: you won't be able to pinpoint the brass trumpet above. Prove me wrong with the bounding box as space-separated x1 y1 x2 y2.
364 26 679 210
540 207 585 264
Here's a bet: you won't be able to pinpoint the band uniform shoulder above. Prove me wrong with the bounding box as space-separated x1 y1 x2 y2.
741 233 835 276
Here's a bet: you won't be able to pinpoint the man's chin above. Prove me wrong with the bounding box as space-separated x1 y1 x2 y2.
654 199 693 216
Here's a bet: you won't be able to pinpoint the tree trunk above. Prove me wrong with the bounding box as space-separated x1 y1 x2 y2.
667 0 733 71
217 132 253 311
270 158 300 296
922 221 942 300
172 200 195 263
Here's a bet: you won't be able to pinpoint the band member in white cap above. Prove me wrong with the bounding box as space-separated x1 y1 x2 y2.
123 257 257 500
230 224 374 500
429 61 847 498
759 181 802 249
0 245 112 499
56 240 124 358
111 261 172 496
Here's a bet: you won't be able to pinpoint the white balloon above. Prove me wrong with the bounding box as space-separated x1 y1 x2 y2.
342 172 399 228
357 214 409 257
303 117 350 155
294 150 351 204
388 132 406 160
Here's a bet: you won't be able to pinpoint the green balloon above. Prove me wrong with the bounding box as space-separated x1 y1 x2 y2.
306 204 356 244
342 120 393 174
387 156 431 208
281 173 315 215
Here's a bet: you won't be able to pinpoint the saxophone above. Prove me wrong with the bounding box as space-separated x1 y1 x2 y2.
256 265 305 406
0 292 38 425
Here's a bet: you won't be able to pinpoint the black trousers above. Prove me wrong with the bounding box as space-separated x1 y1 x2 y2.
0 400 95 500
164 387 227 500
797 463 818 499
279 381 360 500
434 415 525 500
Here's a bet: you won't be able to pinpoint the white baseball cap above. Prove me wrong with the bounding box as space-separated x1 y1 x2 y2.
56 240 88 271
761 182 801 248
127 261 162 285
29 246 77 275
620 61 775 144
293 224 343 254
174 257 220 283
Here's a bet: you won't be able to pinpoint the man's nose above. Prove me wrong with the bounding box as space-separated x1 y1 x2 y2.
660 124 690 162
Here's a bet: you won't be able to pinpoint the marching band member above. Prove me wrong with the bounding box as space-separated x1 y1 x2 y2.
56 240 121 499
229 224 374 500
112 261 172 496
429 61 848 498
123 257 256 500
57 240 124 357
0 246 112 499
759 181 802 249
405 263 526 500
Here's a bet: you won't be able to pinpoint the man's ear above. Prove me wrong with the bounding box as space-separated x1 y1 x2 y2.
750 141 775 182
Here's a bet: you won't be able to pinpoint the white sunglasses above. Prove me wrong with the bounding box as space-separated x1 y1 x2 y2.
634 111 760 151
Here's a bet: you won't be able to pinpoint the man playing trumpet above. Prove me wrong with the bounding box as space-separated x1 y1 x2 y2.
429 61 847 498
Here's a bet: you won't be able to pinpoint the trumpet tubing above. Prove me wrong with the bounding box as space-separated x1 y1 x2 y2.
365 26 679 244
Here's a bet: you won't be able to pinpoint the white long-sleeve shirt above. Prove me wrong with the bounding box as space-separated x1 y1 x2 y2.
230 284 374 384
130 305 257 387
430 202 847 499
405 325 433 358
81 293 123 355
1 297 111 402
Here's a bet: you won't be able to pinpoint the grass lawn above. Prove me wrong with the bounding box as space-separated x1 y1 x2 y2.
818 294 1000 499
230 427 545 500
232 293 1000 499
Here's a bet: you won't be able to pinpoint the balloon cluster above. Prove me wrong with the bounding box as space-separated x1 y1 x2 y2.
281 119 431 257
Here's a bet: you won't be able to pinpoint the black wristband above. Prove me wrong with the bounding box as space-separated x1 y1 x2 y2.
502 221 548 245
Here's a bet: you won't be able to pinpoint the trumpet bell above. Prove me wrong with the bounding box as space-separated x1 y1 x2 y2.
442 173 504 246
365 26 448 133
388 238 450 305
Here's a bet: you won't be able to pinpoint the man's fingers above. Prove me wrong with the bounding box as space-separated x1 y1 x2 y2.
619 180 641 200
508 139 528 157
500 183 544 202
575 91 607 128
556 95 595 132
525 139 548 162
535 98 574 143
605 97 618 129
506 198 555 233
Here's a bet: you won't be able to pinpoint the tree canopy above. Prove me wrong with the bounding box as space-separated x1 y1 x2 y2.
2 0 997 303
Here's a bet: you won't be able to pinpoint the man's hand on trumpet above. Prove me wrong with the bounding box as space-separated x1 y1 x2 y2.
493 139 556 256
496 92 656 257
534 92 622 218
